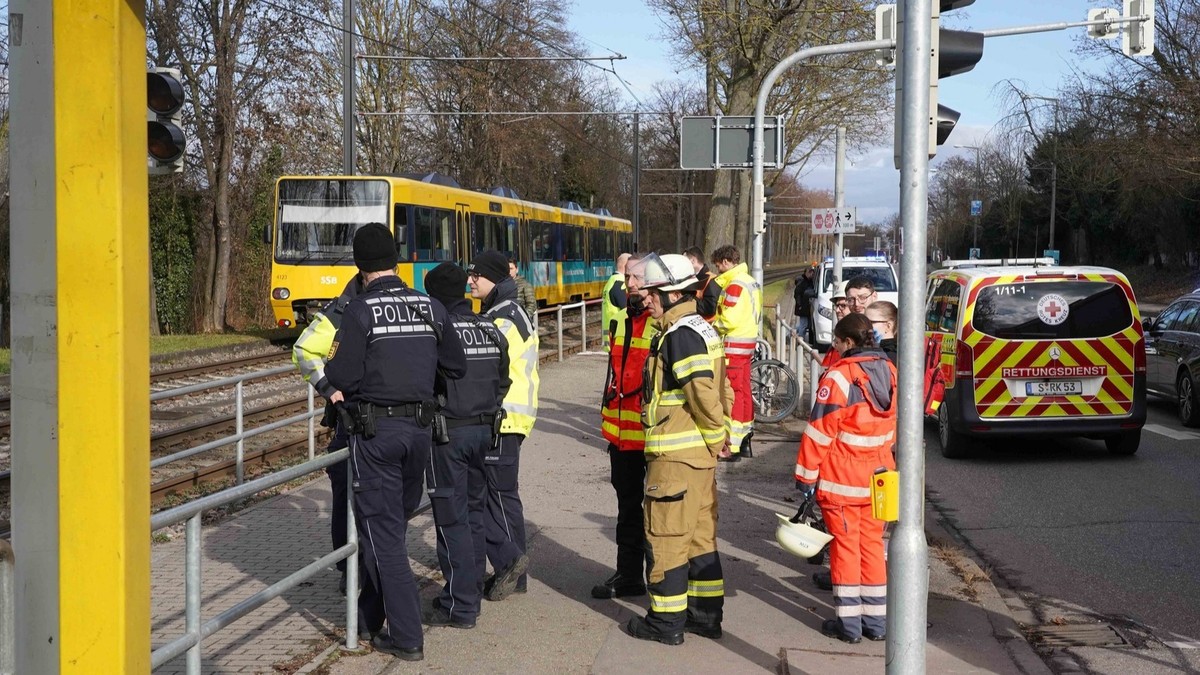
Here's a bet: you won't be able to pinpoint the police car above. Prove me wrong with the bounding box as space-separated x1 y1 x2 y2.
810 255 899 348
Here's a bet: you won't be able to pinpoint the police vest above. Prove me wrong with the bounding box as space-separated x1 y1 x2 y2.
444 313 508 419
486 300 540 436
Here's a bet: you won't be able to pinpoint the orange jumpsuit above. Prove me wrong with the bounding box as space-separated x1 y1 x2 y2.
794 349 897 641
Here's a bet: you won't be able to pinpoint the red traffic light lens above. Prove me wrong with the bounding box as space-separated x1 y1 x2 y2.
147 72 184 115
148 121 186 162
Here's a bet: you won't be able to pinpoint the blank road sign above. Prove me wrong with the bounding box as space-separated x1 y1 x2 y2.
680 116 784 170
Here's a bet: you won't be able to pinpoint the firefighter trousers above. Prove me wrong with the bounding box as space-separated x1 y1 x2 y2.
642 455 724 634
349 417 428 649
485 433 527 586
821 501 887 640
726 354 753 452
426 424 489 622
609 444 647 578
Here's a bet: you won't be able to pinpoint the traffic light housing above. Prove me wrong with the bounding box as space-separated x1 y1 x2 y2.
147 67 186 174
763 186 776 214
894 1 984 167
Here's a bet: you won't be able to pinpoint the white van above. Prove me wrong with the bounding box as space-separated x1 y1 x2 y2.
809 255 899 348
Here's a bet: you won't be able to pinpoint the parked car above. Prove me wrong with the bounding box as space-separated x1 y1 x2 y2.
1143 291 1200 426
809 255 899 348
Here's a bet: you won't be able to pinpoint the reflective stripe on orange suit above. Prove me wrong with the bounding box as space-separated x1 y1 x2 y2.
601 309 657 451
794 350 897 641
713 263 762 451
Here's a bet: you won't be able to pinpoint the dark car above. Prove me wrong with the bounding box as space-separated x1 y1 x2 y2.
1143 292 1200 426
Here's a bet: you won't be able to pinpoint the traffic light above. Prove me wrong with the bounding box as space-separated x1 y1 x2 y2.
763 186 776 214
147 67 186 174
893 1 984 166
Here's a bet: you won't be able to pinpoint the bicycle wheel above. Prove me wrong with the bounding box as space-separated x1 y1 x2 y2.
751 358 799 423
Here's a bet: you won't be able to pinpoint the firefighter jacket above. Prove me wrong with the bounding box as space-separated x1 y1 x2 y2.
292 276 364 399
641 300 734 463
794 348 897 506
601 272 628 352
439 297 512 420
712 262 763 357
601 298 657 451
326 276 466 405
482 277 540 436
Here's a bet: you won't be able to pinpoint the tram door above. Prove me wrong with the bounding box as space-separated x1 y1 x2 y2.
455 204 471 265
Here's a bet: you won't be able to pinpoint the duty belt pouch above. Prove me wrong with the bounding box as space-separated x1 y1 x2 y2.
320 403 338 429
492 409 506 449
337 405 360 436
359 403 377 440
416 401 436 428
432 413 450 445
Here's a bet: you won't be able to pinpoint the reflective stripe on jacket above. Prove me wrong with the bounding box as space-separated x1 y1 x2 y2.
601 309 657 451
484 281 540 436
601 273 627 354
713 263 762 353
641 301 733 461
795 350 898 505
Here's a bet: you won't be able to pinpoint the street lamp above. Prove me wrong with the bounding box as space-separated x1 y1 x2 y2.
1022 94 1060 252
954 144 985 249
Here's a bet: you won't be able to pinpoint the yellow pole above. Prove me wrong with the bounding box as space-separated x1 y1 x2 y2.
10 0 151 671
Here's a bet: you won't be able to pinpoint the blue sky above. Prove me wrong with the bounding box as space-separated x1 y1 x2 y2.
566 0 1120 224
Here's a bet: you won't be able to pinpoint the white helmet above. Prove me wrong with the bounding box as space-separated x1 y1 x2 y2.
640 253 698 292
775 513 834 559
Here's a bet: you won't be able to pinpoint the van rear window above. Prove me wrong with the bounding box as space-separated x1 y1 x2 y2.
970 281 1133 339
821 266 897 292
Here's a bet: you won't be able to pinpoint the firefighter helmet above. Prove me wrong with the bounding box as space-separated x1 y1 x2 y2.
639 253 697 292
775 512 833 560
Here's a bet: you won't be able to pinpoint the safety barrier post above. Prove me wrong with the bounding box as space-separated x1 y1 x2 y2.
185 515 202 674
775 304 785 361
345 460 359 650
556 305 566 362
235 381 245 485
580 301 588 349
1 539 13 675
307 387 316 461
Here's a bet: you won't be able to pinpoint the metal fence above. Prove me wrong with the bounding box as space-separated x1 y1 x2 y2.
771 303 822 414
540 298 603 361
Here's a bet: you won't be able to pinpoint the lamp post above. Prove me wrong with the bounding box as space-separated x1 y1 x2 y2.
1023 95 1060 251
955 144 985 249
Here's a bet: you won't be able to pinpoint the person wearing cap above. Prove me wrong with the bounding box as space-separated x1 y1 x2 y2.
325 223 467 661
625 253 733 646
292 272 365 595
710 245 763 461
421 262 511 630
467 249 539 601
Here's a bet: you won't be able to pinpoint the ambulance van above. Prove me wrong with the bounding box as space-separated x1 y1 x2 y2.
926 258 1147 458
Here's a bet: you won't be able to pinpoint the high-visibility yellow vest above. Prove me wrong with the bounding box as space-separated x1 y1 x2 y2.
713 262 763 356
601 273 627 353
488 300 540 436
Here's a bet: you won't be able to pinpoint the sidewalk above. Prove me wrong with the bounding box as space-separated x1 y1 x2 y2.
150 353 1052 674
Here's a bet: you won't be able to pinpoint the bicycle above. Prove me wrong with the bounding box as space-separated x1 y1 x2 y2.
750 339 799 423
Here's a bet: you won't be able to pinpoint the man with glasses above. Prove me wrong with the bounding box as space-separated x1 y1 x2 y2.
844 277 878 314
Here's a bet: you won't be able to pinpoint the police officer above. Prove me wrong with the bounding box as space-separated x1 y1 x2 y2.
292 273 364 594
467 249 539 601
326 223 467 661
627 254 734 645
421 262 511 629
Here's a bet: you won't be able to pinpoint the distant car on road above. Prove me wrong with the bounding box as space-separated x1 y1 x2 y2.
1143 291 1200 426
809 255 898 348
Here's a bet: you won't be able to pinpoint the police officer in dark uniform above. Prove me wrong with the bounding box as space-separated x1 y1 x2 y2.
326 223 467 662
421 263 511 629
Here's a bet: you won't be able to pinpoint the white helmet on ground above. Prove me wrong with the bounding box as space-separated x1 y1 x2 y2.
775 512 834 559
639 253 698 292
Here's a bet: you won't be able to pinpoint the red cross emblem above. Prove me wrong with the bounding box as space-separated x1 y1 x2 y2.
1044 301 1063 318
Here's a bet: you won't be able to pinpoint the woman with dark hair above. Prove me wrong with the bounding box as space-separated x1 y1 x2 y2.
793 312 898 644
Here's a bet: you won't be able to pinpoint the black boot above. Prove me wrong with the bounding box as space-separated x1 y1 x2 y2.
684 619 723 639
740 435 754 458
626 617 684 645
812 570 832 591
590 572 646 599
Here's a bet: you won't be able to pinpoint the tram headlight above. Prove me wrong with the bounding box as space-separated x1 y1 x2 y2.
272 287 291 300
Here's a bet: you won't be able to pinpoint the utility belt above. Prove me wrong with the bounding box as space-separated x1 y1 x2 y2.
436 409 507 449
444 413 496 429
339 400 436 440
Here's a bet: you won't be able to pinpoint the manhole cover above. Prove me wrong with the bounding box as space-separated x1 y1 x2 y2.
1026 623 1126 647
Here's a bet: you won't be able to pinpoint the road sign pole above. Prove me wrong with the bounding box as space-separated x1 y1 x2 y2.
750 39 894 289
890 0 932 672
833 127 846 287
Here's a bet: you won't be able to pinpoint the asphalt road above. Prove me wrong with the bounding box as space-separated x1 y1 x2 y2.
924 396 1200 645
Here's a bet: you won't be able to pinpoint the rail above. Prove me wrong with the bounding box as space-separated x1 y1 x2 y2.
542 298 603 362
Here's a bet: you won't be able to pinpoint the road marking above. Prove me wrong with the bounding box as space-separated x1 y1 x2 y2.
1144 424 1200 441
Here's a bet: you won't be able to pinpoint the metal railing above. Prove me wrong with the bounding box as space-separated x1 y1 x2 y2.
543 298 603 362
150 449 360 672
1 539 12 675
772 304 822 414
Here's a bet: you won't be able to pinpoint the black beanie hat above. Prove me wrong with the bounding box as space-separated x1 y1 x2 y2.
467 250 509 284
353 222 398 273
424 262 468 306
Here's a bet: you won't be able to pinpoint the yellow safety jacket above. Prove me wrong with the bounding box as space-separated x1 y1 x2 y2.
292 277 362 398
641 300 734 462
484 280 540 436
713 262 763 357
601 273 627 354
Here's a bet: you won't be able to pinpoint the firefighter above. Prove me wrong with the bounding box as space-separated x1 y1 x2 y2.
626 253 734 646
325 223 467 661
421 263 511 629
467 249 539 601
291 273 365 595
794 312 897 645
601 253 632 354
593 252 656 600
710 245 763 460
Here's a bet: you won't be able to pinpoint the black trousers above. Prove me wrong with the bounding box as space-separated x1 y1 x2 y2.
350 417 428 649
326 424 350 571
608 444 647 578
484 433 527 580
426 424 489 621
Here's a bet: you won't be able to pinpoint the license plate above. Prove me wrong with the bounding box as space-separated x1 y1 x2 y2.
1025 380 1083 396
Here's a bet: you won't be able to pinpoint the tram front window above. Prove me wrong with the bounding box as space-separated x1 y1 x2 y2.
274 178 390 263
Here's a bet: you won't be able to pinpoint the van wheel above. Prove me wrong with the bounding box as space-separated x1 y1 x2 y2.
938 405 970 459
1104 430 1141 456
1178 372 1200 428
